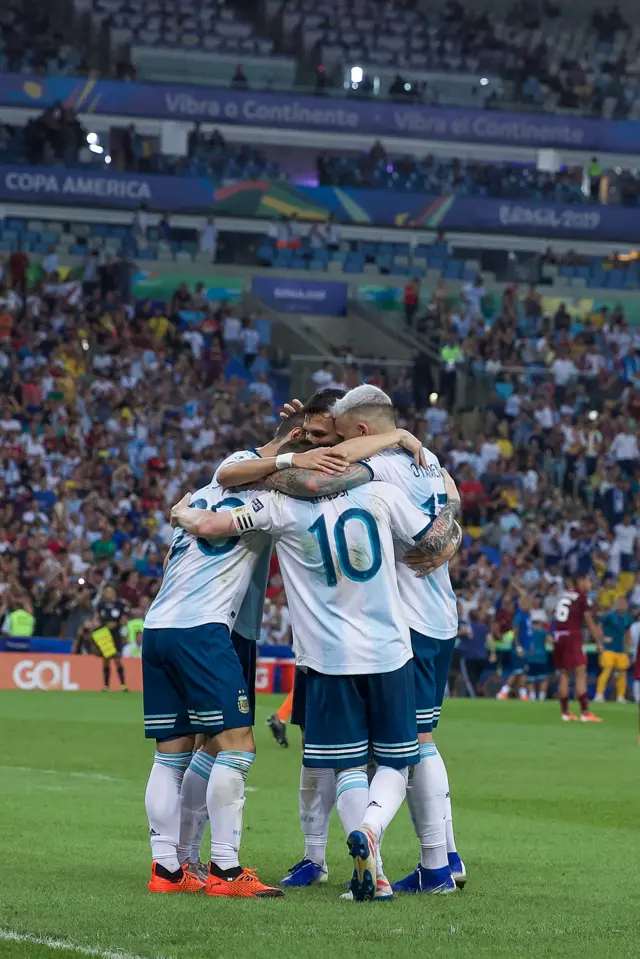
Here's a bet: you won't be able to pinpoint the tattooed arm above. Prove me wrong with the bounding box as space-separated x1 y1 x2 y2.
414 499 462 557
263 463 371 499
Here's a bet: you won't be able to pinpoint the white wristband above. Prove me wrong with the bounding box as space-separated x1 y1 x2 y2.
275 453 295 470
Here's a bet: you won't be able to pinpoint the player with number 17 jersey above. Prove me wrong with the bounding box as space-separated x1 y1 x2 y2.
363 447 457 735
363 448 457 640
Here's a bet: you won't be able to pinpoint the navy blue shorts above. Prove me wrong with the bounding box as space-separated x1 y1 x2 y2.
291 666 307 728
231 630 257 722
508 648 526 676
411 631 455 733
526 660 550 681
142 623 252 741
303 662 418 770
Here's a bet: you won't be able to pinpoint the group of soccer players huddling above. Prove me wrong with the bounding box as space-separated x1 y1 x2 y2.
142 384 467 901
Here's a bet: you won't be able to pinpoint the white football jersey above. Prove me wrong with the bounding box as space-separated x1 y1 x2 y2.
144 480 269 631
364 448 458 640
246 483 432 675
214 448 271 642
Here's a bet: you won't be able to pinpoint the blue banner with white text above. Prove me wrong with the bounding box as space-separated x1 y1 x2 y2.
2 165 640 242
251 276 348 315
4 73 640 153
0 165 214 212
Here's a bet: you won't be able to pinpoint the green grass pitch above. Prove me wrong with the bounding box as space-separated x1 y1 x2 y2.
0 691 639 959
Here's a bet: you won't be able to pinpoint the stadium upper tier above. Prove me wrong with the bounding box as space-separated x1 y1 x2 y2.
4 0 640 121
98 0 640 119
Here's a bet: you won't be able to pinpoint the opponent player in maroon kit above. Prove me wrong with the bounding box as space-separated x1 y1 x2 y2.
553 575 603 722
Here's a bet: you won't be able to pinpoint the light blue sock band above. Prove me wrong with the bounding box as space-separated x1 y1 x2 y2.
216 750 255 779
154 751 192 773
419 743 437 760
189 750 216 781
336 768 368 799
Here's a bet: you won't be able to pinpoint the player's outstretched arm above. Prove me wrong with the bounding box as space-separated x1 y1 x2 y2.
218 446 348 488
332 429 427 468
170 494 237 540
264 463 371 499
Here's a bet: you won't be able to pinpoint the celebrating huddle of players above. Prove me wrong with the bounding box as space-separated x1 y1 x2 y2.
141 385 466 901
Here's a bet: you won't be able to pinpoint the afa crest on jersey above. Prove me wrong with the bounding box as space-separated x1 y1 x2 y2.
238 693 250 714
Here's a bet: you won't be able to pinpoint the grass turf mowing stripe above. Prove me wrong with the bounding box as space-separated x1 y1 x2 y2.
0 930 173 959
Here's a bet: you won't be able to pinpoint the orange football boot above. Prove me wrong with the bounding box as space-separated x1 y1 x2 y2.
580 712 603 723
205 867 284 898
148 862 205 894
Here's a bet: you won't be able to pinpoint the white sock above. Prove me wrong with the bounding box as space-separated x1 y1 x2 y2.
335 767 369 837
376 828 386 877
362 765 408 842
443 770 457 856
177 750 214 865
300 765 336 865
539 690 547 701
633 680 640 704
208 750 254 870
518 687 528 700
145 751 191 872
190 812 209 863
407 742 448 870
528 690 537 701
499 683 510 695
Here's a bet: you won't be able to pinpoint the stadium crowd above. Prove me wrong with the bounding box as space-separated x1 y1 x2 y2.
0 249 638 698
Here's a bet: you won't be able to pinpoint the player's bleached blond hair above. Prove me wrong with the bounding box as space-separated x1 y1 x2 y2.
331 384 394 420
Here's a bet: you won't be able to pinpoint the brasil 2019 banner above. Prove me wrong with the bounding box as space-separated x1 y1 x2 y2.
3 73 640 152
1 165 638 242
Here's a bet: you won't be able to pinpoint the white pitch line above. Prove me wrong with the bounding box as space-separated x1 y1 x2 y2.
0 765 124 783
0 929 173 959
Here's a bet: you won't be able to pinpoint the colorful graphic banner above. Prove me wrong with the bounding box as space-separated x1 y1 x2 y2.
251 276 348 315
3 73 640 152
2 164 637 242
0 165 214 212
132 271 243 301
219 181 640 242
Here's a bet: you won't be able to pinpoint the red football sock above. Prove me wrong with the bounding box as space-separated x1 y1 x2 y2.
560 696 569 715
578 693 589 715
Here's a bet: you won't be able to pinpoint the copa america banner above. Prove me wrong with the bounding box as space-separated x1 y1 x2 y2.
0 165 214 211
252 276 348 315
3 73 640 152
1 166 637 241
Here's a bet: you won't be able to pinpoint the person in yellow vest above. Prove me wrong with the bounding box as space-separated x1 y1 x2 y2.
3 595 35 637
122 610 145 658
93 585 129 692
588 156 602 198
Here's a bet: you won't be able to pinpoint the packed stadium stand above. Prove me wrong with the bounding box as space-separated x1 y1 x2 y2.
0 0 637 704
